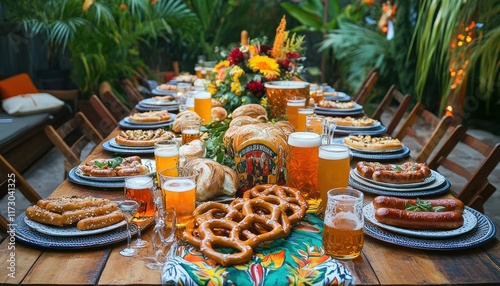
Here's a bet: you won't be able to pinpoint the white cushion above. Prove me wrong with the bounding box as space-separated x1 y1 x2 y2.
2 93 64 115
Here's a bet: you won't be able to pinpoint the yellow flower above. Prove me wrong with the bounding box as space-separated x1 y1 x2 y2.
215 60 230 71
248 55 280 77
230 65 245 79
231 81 242 96
207 83 217 95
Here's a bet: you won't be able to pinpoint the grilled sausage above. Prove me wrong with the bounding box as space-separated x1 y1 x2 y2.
374 208 464 230
373 196 464 213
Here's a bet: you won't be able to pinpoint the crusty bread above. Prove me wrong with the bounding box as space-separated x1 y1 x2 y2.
274 120 295 136
220 165 237 196
231 104 267 119
172 110 201 133
211 106 228 122
179 139 205 162
185 158 225 201
229 116 260 128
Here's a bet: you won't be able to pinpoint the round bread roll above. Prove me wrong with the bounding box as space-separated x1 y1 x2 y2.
212 98 223 107
231 104 267 119
274 120 295 137
179 139 205 163
185 158 225 201
220 165 237 197
229 116 260 128
172 110 201 133
211 106 228 122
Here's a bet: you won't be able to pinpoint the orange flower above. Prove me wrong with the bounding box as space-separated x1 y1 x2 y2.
151 0 158 4
120 4 127 10
82 0 94 11
271 16 287 60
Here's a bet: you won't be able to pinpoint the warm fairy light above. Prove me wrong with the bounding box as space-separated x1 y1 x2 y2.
466 36 472 42
445 106 453 117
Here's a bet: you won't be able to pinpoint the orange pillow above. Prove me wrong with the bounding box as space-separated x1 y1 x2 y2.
0 73 39 99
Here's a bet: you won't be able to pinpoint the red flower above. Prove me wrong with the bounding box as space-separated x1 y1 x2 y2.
260 45 272 55
246 80 265 96
229 48 245 65
278 59 291 70
286 52 301 59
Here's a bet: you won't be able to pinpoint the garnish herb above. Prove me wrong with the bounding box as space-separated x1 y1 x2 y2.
94 157 123 169
405 198 446 212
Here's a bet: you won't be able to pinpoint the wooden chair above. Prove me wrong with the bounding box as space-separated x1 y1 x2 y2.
371 85 412 136
89 94 118 137
99 81 131 121
428 125 500 213
0 155 42 235
122 78 144 104
394 103 453 163
44 112 103 174
353 67 379 106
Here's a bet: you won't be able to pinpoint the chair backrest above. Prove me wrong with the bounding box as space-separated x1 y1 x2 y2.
99 81 130 121
371 85 412 136
44 112 103 173
427 125 500 213
394 102 453 163
89 94 118 136
0 155 42 234
122 78 144 103
353 67 379 105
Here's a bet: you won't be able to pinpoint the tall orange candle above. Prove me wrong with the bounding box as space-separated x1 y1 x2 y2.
241 30 248 46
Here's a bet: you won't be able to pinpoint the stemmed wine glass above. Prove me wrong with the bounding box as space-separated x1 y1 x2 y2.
145 188 177 270
124 176 155 248
117 200 140 257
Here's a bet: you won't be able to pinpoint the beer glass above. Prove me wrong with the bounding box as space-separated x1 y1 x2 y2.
317 144 350 218
286 96 306 129
297 107 315 132
194 91 212 124
124 175 155 248
181 120 201 145
286 132 321 208
185 91 195 111
309 84 324 104
159 167 198 229
306 115 324 135
154 140 180 186
322 188 364 259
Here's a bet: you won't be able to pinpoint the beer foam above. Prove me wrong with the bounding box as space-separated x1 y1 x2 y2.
154 148 179 157
319 145 349 160
288 132 321 147
325 212 363 230
264 81 309 89
182 129 200 135
287 100 306 106
163 179 195 192
194 91 211 99
125 176 153 188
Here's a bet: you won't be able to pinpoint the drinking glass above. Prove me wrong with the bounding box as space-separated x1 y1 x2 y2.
194 91 212 124
309 84 324 104
145 207 177 270
306 115 324 135
321 118 337 145
322 188 364 259
118 200 140 257
154 140 180 187
185 91 195 111
181 120 201 145
297 107 315 132
316 144 350 218
159 167 198 230
286 132 322 209
286 96 306 129
124 176 155 248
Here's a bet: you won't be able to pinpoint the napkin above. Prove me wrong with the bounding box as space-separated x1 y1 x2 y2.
162 214 354 285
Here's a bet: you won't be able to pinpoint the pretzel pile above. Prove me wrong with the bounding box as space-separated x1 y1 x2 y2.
183 184 308 266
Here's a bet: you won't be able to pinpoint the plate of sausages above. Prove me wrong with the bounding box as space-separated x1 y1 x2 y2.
363 197 477 238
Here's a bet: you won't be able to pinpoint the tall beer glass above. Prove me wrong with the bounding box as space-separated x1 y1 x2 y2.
286 96 306 129
194 91 212 124
317 144 350 218
286 132 321 208
181 120 201 145
159 167 198 229
154 140 179 187
124 175 155 248
297 107 314 132
322 188 364 259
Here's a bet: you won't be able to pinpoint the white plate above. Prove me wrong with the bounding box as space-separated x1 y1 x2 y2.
315 103 363 112
125 116 173 125
141 98 178 106
24 216 127 237
352 167 436 188
350 169 445 192
108 138 154 150
335 121 381 131
363 203 478 238
76 159 155 182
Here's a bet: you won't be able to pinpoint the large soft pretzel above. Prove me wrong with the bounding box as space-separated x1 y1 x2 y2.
182 184 308 266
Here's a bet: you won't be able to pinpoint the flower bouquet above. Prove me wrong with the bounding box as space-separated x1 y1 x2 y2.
208 16 306 114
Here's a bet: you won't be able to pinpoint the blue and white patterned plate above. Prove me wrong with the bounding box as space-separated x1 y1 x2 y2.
108 137 154 150
348 176 450 197
24 216 127 237
332 138 410 160
124 116 172 125
75 159 155 182
351 168 439 189
334 125 388 136
335 121 382 131
364 206 496 250
102 140 154 155
315 103 363 113
141 98 178 106
135 103 179 113
363 203 478 238
68 167 124 189
14 213 138 249
324 92 351 102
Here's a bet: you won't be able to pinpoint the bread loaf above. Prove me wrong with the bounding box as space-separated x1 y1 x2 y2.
231 104 267 120
172 110 201 133
229 116 260 128
185 158 225 201
220 165 237 197
211 106 228 122
179 139 205 162
274 120 295 136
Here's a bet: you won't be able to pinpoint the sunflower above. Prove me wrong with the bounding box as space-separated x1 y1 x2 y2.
248 55 280 77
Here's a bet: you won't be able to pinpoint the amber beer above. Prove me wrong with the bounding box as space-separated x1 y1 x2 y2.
297 107 314 132
317 144 350 218
322 188 364 259
124 176 155 222
181 120 201 145
194 91 212 124
286 132 321 205
159 168 198 229
264 81 310 119
286 97 306 129
154 140 179 185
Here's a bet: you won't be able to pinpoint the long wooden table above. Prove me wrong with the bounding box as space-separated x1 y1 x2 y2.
1 128 499 285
